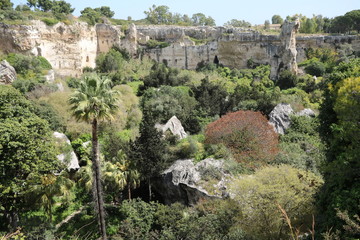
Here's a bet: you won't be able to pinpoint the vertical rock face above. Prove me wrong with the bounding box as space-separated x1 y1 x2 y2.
0 21 98 78
95 23 122 54
0 21 359 78
271 19 300 79
0 60 16 84
124 23 138 56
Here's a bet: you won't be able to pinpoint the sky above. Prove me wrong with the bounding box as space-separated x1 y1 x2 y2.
10 0 360 26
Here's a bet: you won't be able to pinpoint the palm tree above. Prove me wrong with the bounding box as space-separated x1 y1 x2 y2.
27 172 74 222
102 150 140 202
69 74 119 240
112 150 140 200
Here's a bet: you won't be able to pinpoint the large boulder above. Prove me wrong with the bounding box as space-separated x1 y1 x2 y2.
155 115 188 140
154 158 229 205
0 60 17 84
53 132 80 170
269 103 294 134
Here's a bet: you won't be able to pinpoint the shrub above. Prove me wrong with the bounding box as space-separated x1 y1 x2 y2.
42 18 59 26
229 165 323 239
37 56 52 70
276 70 297 90
305 60 326 76
32 101 66 132
205 110 279 167
145 39 170 49
5 53 52 74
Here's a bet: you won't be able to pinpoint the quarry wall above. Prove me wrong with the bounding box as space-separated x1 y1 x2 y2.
0 20 359 78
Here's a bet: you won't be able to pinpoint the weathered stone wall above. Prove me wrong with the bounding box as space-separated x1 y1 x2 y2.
0 20 98 77
0 21 359 78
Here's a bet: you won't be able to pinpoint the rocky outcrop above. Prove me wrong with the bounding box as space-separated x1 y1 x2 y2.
155 116 188 139
270 19 300 79
154 158 229 205
269 103 294 134
0 60 16 84
53 132 80 170
119 23 137 56
269 104 316 134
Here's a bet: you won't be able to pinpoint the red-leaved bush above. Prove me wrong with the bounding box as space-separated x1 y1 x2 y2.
205 110 279 167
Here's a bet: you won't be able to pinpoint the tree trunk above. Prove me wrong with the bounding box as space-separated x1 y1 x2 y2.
148 177 152 201
92 119 107 240
6 209 19 230
128 184 131 200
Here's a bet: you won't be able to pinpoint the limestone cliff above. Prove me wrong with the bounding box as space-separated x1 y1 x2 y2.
0 21 98 77
1 20 359 78
270 19 300 79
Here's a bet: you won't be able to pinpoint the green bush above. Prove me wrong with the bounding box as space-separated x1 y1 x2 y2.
230 165 323 239
37 56 52 70
305 60 326 76
145 39 170 49
5 53 52 75
42 18 59 26
276 70 297 90
32 101 66 132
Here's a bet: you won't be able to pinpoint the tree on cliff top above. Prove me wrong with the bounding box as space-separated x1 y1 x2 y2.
144 5 172 25
271 14 284 24
224 19 251 28
0 0 13 10
144 4 216 26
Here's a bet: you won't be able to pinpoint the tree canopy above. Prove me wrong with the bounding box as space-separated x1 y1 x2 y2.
0 85 58 230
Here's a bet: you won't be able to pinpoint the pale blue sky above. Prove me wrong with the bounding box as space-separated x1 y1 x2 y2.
11 0 360 25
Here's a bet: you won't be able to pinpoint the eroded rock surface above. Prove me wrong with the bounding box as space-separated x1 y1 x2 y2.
154 158 229 205
53 132 80 170
155 116 187 140
0 21 359 77
271 19 300 79
0 60 16 84
269 103 294 134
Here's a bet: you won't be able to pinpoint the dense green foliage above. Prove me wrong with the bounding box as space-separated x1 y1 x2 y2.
274 115 325 174
80 6 115 25
317 59 360 238
224 19 252 27
230 165 323 240
0 85 59 231
144 4 215 26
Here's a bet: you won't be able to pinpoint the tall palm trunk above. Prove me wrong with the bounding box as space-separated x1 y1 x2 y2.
148 177 152 201
128 184 131 200
92 119 107 240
